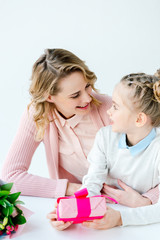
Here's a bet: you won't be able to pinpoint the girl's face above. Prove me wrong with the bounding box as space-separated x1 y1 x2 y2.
107 83 138 133
48 71 92 119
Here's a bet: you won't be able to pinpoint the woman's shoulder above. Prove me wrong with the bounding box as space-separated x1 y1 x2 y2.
19 104 37 130
92 91 112 112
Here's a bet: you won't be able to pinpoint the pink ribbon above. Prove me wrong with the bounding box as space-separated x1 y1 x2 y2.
74 189 91 218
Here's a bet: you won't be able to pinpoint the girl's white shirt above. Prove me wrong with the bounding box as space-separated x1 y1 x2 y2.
82 126 160 226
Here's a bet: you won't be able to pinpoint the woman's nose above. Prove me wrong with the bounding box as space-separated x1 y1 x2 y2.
83 91 92 102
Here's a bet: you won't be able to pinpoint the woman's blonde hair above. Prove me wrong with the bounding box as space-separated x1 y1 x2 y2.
28 49 100 141
120 69 160 127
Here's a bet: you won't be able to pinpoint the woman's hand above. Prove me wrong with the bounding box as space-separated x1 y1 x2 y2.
102 180 151 208
82 206 122 230
47 204 73 231
65 182 82 196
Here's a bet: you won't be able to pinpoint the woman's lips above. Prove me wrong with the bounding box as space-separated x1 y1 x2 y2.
77 103 90 110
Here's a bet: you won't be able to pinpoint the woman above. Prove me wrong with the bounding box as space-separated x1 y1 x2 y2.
1 49 158 204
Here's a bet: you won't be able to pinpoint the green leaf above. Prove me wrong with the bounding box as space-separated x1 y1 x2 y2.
0 190 10 197
14 200 25 206
2 207 9 217
8 216 14 226
1 183 13 192
4 199 12 207
8 205 15 215
14 206 23 215
13 214 26 225
7 192 21 204
0 199 6 208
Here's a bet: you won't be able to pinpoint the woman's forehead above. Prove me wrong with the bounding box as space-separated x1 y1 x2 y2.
58 71 86 95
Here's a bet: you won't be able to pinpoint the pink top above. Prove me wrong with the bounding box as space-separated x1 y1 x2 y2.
1 93 112 198
55 109 98 182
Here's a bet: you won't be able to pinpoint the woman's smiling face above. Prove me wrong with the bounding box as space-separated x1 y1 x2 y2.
47 71 92 119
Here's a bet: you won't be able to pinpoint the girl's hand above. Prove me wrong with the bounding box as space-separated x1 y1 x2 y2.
65 182 82 196
82 206 122 230
102 180 151 208
47 204 73 231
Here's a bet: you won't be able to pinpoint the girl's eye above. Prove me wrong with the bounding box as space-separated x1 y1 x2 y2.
113 104 117 110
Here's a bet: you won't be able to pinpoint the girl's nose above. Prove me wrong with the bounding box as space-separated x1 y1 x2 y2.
107 107 112 116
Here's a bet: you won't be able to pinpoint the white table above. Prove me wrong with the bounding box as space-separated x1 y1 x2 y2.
14 196 160 240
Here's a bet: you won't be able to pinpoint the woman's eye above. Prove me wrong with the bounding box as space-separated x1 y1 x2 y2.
86 83 91 88
71 94 80 99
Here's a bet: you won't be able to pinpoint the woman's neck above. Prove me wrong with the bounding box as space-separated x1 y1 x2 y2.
57 110 75 120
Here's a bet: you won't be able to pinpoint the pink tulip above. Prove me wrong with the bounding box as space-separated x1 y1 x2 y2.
0 230 4 236
6 230 11 235
6 226 12 231
11 226 15 231
14 224 19 231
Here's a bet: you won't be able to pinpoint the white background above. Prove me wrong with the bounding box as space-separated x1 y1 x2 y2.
0 0 160 177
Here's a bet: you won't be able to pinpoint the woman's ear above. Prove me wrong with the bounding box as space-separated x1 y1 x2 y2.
47 95 54 103
135 112 147 127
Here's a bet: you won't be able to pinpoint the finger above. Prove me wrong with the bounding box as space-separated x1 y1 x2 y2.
117 179 130 191
47 212 57 218
82 221 101 229
105 198 116 204
103 183 118 189
82 219 108 230
103 185 119 197
51 220 72 231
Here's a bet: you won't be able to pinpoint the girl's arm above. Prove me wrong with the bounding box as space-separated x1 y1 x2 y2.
83 161 160 229
82 128 108 196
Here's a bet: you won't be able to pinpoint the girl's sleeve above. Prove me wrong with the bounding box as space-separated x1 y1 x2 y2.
82 128 108 196
0 106 68 198
120 159 160 226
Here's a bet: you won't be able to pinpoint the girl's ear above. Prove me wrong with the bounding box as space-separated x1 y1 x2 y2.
47 95 54 103
135 112 147 127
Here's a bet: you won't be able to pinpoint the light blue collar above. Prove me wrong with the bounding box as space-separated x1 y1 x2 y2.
118 128 156 156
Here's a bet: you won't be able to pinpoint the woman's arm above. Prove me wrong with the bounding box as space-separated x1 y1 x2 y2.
102 180 157 207
1 106 68 198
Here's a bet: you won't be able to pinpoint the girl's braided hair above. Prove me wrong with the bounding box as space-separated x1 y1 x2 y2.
120 69 160 127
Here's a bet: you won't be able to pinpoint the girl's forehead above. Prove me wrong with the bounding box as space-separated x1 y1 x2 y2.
113 83 135 110
114 82 131 97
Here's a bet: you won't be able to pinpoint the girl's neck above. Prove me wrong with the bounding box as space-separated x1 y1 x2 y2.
126 125 153 146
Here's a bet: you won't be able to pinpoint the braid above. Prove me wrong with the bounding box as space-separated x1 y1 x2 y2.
121 71 160 127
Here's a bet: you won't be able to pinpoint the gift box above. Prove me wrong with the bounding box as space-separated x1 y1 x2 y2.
57 188 117 224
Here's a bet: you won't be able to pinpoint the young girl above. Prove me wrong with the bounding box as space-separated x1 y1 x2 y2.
81 70 160 229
